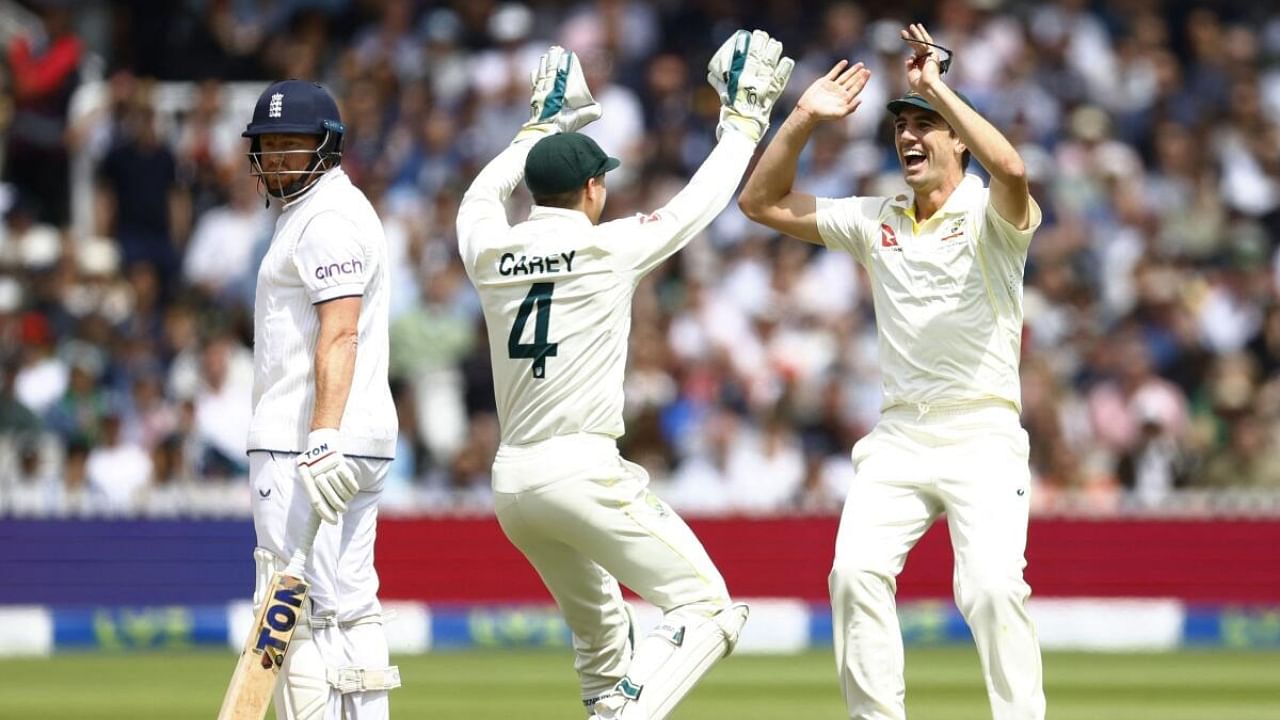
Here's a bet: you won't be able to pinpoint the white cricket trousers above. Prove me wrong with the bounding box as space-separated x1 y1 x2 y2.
828 401 1045 720
249 450 392 720
492 433 732 703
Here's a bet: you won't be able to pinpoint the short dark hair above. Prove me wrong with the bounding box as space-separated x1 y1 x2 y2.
531 173 603 209
532 186 585 209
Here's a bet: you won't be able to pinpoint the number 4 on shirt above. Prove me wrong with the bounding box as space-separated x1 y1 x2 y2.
508 282 558 379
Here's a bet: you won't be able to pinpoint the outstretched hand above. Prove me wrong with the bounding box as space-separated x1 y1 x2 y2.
706 28 795 142
902 23 943 94
795 60 871 122
515 45 601 142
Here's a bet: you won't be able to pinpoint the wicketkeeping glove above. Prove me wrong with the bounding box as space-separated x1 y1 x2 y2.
707 29 795 143
514 45 602 143
297 428 359 525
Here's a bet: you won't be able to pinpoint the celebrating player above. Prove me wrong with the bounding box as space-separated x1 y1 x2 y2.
456 34 792 720
739 23 1046 720
241 80 400 719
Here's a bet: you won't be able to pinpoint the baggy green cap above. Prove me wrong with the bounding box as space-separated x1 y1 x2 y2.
524 132 621 196
886 90 975 116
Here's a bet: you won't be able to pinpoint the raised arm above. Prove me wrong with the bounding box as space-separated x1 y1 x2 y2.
613 29 794 276
902 23 1031 229
739 61 871 245
456 46 601 259
619 129 757 274
456 144 529 240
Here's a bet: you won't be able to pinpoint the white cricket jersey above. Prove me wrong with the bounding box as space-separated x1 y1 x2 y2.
248 167 397 459
457 130 757 456
816 174 1042 412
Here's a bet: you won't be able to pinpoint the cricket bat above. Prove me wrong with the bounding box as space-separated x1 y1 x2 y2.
217 513 322 720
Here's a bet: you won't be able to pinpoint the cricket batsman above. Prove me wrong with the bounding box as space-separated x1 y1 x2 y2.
242 79 400 718
739 23 1047 720
456 33 793 720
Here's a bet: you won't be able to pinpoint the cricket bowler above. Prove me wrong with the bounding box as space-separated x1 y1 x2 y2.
739 23 1046 720
456 33 793 720
242 79 400 719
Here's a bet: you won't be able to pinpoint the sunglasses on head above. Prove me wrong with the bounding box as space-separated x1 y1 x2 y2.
905 38 954 75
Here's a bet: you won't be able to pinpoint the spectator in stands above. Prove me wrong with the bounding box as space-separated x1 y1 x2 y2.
666 407 737 515
136 434 189 517
54 438 92 517
1115 394 1190 506
175 80 240 218
12 310 66 418
1 193 62 271
44 344 109 449
389 261 474 467
0 357 40 441
124 373 178 452
191 333 252 479
1247 304 1280 378
85 409 152 514
1087 332 1189 480
1197 410 1280 490
181 168 273 303
3 436 56 517
96 99 189 297
726 412 806 514
3 1 82 226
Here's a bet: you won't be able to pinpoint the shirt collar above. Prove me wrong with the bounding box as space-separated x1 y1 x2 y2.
281 166 345 211
528 205 593 226
889 173 984 221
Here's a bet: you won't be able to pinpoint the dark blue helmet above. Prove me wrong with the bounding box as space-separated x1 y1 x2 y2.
243 79 345 138
243 79 345 201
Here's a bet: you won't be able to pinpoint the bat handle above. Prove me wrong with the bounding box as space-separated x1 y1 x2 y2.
282 512 322 577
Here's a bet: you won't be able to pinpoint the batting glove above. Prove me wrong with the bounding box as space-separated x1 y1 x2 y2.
297 429 359 525
514 45 602 143
706 29 795 143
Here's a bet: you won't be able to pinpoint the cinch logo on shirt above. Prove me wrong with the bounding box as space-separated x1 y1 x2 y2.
314 259 364 281
880 223 899 248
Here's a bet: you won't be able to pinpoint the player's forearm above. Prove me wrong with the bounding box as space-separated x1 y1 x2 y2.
466 142 532 203
310 329 357 431
458 142 533 222
657 130 756 236
739 108 819 216
918 80 1025 185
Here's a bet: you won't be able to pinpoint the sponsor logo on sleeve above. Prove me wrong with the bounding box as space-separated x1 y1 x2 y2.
314 259 364 282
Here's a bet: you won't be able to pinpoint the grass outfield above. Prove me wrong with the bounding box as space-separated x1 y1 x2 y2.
0 648 1276 719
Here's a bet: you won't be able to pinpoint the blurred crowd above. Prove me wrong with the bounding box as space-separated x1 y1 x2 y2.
1 0 1279 519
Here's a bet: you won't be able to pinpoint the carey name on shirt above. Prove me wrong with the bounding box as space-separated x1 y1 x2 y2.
498 250 577 277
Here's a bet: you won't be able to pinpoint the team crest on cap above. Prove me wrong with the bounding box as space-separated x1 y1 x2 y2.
268 92 284 118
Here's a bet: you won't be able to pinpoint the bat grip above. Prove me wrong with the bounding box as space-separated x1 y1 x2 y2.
282 512 321 577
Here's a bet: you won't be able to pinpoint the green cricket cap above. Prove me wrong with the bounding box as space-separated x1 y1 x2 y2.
887 90 975 116
524 132 621 196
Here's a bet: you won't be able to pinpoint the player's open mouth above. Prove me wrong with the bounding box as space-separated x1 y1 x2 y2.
903 149 927 169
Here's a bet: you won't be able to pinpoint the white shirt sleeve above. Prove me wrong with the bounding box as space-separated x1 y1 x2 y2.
606 130 757 278
293 212 368 303
457 140 534 269
983 192 1043 253
816 196 882 265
